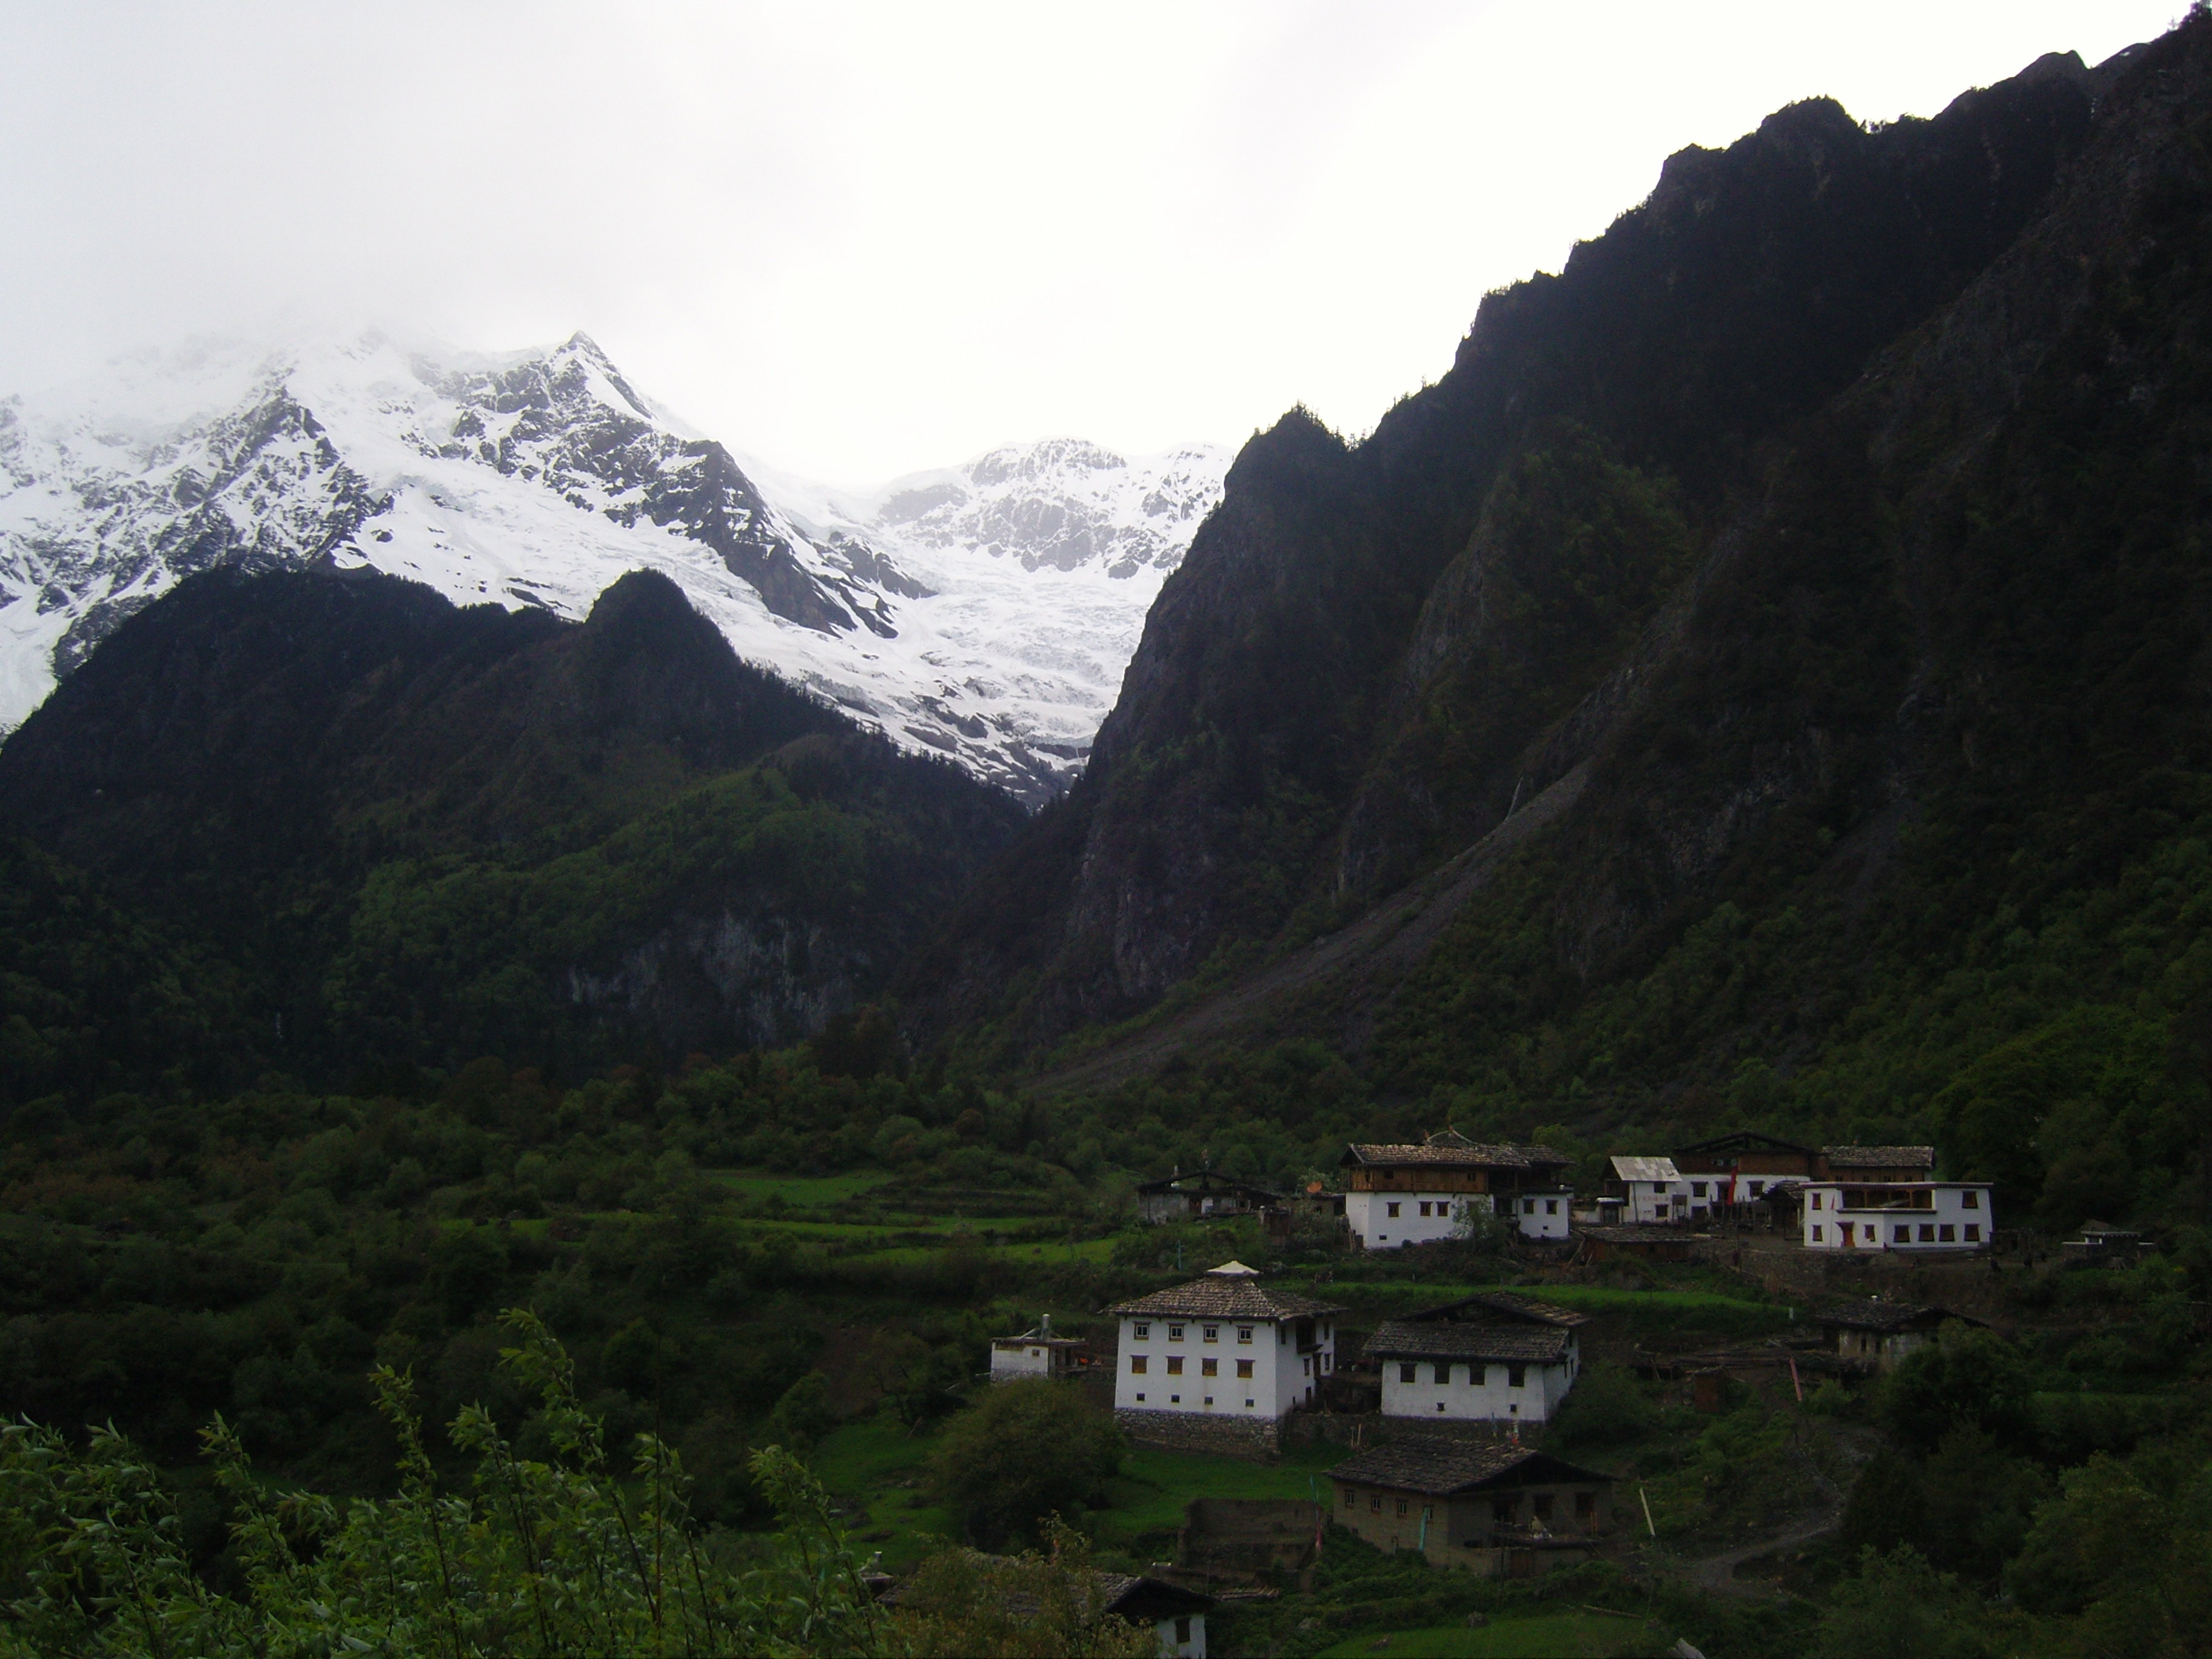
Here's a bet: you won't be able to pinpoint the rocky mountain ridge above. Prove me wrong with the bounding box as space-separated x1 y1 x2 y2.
905 32 2190 1090
0 331 1226 803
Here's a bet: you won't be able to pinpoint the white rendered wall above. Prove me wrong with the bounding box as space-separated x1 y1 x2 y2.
1378 1354 1575 1423
1621 1180 1689 1224
1271 1319 1335 1416
1504 1191 1574 1239
989 1344 1051 1381
1118 1314 1330 1420
1347 1191 1529 1248
1156 1610 1206 1659
1801 1185 1994 1252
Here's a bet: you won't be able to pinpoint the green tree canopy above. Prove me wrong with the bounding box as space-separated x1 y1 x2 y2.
927 1379 1124 1549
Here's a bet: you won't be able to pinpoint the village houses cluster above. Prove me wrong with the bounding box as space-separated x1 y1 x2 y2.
983 1128 2002 1655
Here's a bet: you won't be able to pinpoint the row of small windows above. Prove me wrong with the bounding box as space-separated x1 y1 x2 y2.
1130 1393 1256 1407
1808 1190 1980 1210
1812 1222 1980 1244
1130 1356 1256 1377
1128 1322 1259 1342
1379 1198 1561 1219
1396 1361 1526 1386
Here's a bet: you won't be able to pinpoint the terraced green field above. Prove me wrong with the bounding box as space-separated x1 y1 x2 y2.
1315 1612 1672 1657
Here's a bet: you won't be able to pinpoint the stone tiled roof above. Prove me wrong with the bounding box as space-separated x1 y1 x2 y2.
1107 1271 1347 1321
886 1563 1213 1618
1609 1155 1681 1182
1134 1169 1287 1199
1327 1443 1610 1496
1342 1141 1570 1170
1822 1145 1936 1169
1364 1321 1571 1362
1814 1302 1980 1333
1407 1290 1589 1329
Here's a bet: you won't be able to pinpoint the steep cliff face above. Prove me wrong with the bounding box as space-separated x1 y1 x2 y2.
0 565 1024 1093
909 46 2114 1053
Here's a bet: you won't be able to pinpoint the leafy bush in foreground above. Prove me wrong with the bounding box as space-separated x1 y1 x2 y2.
0 1309 885 1658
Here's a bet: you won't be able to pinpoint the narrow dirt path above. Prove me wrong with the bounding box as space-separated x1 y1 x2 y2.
1683 1504 1840 1598
1680 1438 1851 1599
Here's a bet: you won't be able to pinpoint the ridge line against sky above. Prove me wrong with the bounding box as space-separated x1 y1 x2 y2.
0 0 2185 486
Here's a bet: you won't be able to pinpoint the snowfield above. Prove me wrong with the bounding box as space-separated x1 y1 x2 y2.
0 329 1227 803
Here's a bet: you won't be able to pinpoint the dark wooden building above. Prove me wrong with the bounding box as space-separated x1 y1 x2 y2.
1329 1442 1615 1575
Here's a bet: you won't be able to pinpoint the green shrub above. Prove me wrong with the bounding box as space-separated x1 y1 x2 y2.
927 1379 1124 1548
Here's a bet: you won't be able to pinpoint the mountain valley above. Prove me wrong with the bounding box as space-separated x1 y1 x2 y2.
3 20 2212 1659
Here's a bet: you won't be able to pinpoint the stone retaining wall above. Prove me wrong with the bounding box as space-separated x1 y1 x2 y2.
1114 1409 1280 1458
1281 1410 1520 1452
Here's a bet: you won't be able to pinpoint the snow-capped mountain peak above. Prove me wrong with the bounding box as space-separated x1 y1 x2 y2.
0 330 1228 802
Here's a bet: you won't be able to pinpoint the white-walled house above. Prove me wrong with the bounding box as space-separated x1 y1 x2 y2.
1364 1291 1587 1426
1108 1263 1347 1452
988 1313 1087 1382
1339 1131 1573 1248
1097 1575 1215 1658
1603 1156 1689 1224
1801 1181 1994 1252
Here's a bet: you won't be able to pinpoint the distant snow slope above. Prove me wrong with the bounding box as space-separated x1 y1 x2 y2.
0 330 1225 802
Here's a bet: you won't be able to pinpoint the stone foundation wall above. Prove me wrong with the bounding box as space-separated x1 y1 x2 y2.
1728 1238 2017 1324
1116 1409 1280 1458
1282 1410 1520 1452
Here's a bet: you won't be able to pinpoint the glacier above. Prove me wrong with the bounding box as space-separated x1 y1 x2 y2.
0 329 1227 803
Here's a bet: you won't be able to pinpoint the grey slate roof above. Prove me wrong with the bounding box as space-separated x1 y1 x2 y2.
1609 1155 1681 1183
1822 1145 1936 1169
1814 1302 1982 1333
1327 1442 1612 1496
1342 1141 1570 1170
1365 1321 1572 1362
1107 1272 1347 1321
886 1563 1213 1618
1404 1290 1589 1330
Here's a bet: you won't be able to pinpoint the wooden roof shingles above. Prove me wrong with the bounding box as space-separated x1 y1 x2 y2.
1341 1141 1571 1170
1822 1145 1936 1170
1814 1302 1983 1333
1328 1443 1612 1496
1364 1320 1573 1363
1401 1290 1589 1330
1105 1272 1347 1322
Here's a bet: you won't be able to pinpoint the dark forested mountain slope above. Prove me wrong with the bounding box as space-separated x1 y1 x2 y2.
0 564 1024 1101
909 15 2212 1233
905 44 2117 1049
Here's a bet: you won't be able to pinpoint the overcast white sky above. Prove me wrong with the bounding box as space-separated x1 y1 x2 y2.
0 1 2185 484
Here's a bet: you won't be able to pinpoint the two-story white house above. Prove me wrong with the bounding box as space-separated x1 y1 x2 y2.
1363 1291 1587 1426
1802 1181 1994 1252
1108 1262 1347 1452
1601 1156 1689 1224
1339 1131 1574 1247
